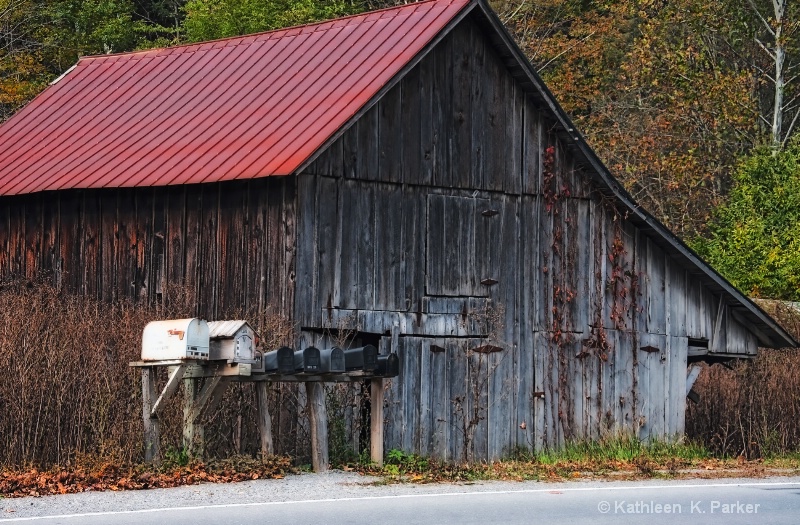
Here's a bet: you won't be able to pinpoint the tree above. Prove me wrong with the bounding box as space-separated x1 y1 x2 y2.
498 0 759 238
745 0 800 149
0 0 49 120
133 0 186 36
0 0 166 118
181 0 362 42
692 139 800 300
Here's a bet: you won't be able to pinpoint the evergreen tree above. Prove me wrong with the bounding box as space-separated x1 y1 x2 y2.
693 140 800 300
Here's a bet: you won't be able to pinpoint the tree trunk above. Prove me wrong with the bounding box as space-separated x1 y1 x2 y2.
772 0 787 149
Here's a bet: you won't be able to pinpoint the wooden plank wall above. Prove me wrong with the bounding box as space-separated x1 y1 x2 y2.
297 14 758 459
0 178 297 321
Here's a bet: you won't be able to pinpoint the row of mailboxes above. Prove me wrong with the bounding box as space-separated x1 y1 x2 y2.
260 345 398 377
141 319 399 377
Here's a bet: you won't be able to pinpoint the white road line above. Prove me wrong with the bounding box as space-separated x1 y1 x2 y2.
2 481 800 522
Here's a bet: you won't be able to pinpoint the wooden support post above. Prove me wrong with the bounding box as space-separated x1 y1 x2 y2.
370 378 384 466
141 367 161 464
151 365 186 419
183 377 202 457
307 382 329 472
183 376 227 458
256 382 275 457
190 376 225 421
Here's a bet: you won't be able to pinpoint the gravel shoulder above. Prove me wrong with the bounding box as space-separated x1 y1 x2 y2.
3 471 800 520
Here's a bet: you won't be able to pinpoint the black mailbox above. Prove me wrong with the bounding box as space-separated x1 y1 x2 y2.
319 347 345 373
375 353 399 377
294 346 321 373
344 345 378 372
263 346 294 374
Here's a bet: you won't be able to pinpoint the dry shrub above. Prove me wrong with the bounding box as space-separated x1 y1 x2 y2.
0 281 304 469
0 281 154 467
687 301 800 458
203 303 308 462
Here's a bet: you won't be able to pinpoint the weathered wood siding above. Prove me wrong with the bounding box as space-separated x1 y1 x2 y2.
0 178 297 319
299 15 756 459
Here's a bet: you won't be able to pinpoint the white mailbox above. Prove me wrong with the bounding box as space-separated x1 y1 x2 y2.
141 318 210 361
208 320 259 364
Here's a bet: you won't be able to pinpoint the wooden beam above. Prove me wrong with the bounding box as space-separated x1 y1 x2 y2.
687 389 700 404
150 364 186 419
256 382 275 457
188 376 224 423
711 296 726 352
391 322 400 355
183 376 228 457
248 373 362 382
686 364 703 396
370 378 384 466
307 382 329 472
730 309 775 348
130 360 187 367
182 362 252 379
141 367 160 464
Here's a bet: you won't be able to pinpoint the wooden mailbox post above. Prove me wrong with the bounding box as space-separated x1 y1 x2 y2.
132 361 389 472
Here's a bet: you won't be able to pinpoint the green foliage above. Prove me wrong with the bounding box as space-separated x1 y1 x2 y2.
181 0 363 42
43 0 151 61
359 439 719 482
384 449 429 476
0 0 366 120
161 446 191 468
0 0 177 119
693 141 800 300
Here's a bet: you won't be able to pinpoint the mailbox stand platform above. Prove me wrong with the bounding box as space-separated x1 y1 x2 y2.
130 360 387 473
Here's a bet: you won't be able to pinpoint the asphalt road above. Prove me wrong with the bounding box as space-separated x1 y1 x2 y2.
2 473 799 525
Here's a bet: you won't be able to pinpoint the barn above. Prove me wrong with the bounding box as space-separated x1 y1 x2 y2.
0 0 795 462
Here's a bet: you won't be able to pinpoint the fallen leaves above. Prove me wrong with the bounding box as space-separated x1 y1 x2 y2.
0 456 293 498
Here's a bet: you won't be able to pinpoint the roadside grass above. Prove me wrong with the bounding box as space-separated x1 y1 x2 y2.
350 437 800 484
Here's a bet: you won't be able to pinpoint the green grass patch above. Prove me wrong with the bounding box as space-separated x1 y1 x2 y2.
350 436 800 484
526 435 710 465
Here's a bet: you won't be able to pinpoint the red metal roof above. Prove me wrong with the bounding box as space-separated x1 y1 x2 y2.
0 0 470 196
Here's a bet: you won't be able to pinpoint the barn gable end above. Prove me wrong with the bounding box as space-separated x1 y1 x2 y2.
291 6 792 458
